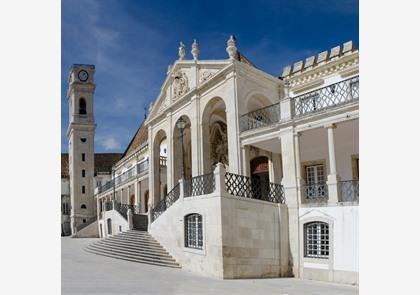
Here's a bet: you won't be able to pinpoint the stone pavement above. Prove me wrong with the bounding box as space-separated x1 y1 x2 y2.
62 237 358 295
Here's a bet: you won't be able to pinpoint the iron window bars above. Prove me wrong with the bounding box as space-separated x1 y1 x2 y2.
304 221 329 259
184 214 203 249
225 172 285 204
293 76 359 117
184 173 215 197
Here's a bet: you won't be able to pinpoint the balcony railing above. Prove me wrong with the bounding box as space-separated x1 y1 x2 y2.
225 172 285 204
339 180 359 203
184 173 215 197
160 156 167 167
240 103 280 132
292 76 359 117
97 159 149 194
151 182 180 222
303 183 328 203
114 202 140 219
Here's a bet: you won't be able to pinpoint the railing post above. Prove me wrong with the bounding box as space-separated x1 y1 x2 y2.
127 209 133 230
214 163 226 196
179 178 184 201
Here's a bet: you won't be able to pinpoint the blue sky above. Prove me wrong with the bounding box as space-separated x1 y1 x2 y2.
61 0 359 153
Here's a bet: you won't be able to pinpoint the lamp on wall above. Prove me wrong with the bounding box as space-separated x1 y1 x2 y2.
176 117 186 180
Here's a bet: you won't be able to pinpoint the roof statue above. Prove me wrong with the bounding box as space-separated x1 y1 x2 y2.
178 41 186 60
191 39 199 61
226 35 237 60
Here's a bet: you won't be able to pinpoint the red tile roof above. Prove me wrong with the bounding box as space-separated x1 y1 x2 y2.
61 153 123 178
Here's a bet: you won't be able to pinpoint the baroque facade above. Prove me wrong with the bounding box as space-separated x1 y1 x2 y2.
68 37 359 284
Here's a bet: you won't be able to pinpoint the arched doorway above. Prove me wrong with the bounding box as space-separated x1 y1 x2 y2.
173 115 192 181
144 190 149 213
250 156 270 200
202 97 229 173
153 130 168 206
129 194 135 206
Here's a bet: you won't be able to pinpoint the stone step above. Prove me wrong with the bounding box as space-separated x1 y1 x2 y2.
84 247 180 269
102 237 163 249
109 234 161 244
97 240 170 255
87 243 177 263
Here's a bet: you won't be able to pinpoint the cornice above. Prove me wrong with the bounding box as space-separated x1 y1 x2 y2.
285 52 359 88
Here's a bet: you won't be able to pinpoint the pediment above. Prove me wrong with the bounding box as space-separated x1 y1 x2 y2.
147 60 229 122
299 209 335 221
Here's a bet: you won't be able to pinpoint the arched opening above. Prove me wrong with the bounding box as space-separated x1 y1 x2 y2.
153 130 168 206
173 115 192 181
250 156 270 199
246 93 273 113
202 97 228 173
129 194 135 206
79 98 87 115
80 204 87 209
144 190 149 213
107 218 112 235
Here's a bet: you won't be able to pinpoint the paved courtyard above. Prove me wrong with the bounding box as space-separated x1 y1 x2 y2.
62 237 358 295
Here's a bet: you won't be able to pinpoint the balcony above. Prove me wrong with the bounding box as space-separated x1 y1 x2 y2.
240 103 280 132
292 76 359 118
97 159 149 194
339 180 359 203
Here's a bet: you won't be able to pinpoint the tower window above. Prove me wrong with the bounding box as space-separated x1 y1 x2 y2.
82 186 85 194
81 138 87 143
82 169 85 177
82 153 85 162
81 204 87 209
79 98 87 115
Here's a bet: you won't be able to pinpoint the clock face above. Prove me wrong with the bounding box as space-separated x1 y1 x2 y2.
78 70 89 82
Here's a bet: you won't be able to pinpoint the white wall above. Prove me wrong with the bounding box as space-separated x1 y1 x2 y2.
299 205 359 284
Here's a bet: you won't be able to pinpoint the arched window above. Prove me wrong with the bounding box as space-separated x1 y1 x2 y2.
81 204 87 209
79 98 87 115
304 221 329 258
184 213 203 249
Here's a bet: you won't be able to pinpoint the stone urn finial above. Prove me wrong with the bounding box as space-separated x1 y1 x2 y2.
191 39 199 61
178 41 186 60
226 35 237 60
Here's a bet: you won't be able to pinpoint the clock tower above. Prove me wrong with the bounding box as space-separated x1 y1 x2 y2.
67 64 96 235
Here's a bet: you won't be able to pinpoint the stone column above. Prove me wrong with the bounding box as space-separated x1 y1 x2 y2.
166 112 173 190
241 145 251 177
127 209 133 230
326 124 340 203
279 127 299 277
214 163 227 196
201 122 211 174
269 152 282 184
190 95 201 176
134 180 139 209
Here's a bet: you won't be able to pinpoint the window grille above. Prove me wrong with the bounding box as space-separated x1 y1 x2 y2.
184 214 203 249
304 222 329 258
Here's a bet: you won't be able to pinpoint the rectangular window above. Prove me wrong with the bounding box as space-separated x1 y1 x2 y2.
82 153 85 162
185 214 203 249
304 164 327 199
82 169 85 177
82 186 85 194
304 222 329 259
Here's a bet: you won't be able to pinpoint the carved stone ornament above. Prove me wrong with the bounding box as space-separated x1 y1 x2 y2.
199 71 215 84
172 71 189 99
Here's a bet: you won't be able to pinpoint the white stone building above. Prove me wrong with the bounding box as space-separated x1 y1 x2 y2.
69 37 359 285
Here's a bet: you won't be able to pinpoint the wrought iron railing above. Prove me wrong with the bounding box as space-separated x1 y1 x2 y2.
76 216 97 232
292 76 359 117
151 182 181 222
303 183 329 202
184 173 215 197
240 103 280 132
114 202 140 219
104 201 113 211
339 180 359 202
98 159 149 194
225 172 285 203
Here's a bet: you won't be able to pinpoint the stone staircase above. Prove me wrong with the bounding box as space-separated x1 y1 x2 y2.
85 230 180 268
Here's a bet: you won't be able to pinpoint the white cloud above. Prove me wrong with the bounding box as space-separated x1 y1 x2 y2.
99 136 121 151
